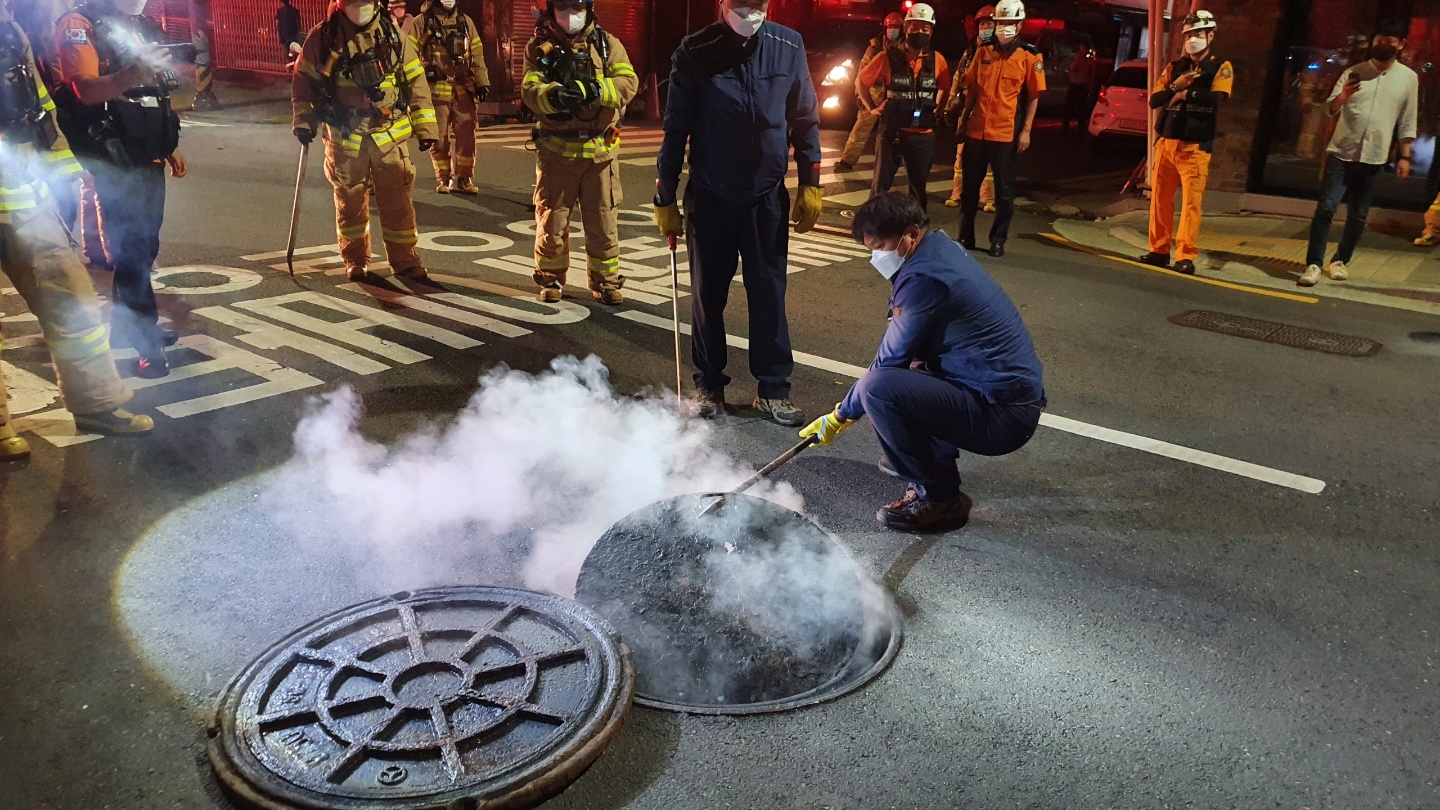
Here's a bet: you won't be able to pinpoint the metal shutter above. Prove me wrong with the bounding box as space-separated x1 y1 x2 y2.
593 0 648 80
212 0 330 74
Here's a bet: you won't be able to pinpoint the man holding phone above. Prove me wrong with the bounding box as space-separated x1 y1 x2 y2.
1301 19 1417 287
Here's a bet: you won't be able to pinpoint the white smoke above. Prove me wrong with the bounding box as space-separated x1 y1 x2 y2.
265 355 805 597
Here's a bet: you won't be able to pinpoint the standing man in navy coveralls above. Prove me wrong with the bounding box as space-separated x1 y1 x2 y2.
654 0 824 426
801 193 1046 532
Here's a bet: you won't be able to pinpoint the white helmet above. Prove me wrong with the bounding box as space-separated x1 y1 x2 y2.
993 0 1025 23
1182 10 1217 33
905 3 936 25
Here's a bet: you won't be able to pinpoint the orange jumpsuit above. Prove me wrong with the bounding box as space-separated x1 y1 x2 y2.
1148 58 1234 262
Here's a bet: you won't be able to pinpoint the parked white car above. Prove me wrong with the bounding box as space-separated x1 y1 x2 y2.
1088 61 1151 141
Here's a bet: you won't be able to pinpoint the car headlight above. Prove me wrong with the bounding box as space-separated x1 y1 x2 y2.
822 96 841 110
821 61 852 86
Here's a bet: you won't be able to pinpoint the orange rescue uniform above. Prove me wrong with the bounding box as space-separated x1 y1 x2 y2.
1147 58 1234 262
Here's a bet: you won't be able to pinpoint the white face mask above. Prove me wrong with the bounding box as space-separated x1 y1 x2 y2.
870 233 915 279
996 23 1018 43
1185 35 1208 55
438 0 455 9
344 1 377 25
726 7 766 38
560 9 587 34
113 0 148 15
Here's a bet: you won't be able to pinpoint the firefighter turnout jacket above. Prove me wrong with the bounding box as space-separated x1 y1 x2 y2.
1151 54 1233 150
405 7 487 102
521 21 637 162
857 47 950 134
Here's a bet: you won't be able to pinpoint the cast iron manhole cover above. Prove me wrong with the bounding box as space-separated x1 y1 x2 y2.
1169 310 1382 357
208 586 634 810
575 493 902 715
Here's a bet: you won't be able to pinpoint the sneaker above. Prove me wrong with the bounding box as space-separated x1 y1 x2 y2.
834 160 855 173
1173 259 1196 275
1415 234 1440 247
134 355 169 379
0 427 30 462
1139 251 1171 268
1298 264 1322 287
943 198 960 208
876 488 973 533
692 388 725 419
74 408 155 435
1325 261 1348 281
346 265 368 281
982 203 997 214
393 265 429 281
538 283 563 303
753 397 805 427
450 178 479 195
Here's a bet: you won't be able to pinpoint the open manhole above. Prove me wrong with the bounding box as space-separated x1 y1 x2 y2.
575 493 902 715
1169 310 1382 357
208 586 634 810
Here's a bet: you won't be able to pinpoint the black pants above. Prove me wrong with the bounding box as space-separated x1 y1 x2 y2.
88 160 166 348
871 128 936 212
685 183 794 399
1062 83 1091 131
960 137 1018 247
855 367 1042 501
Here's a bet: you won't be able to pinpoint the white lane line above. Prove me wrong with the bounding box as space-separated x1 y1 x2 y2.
615 310 1327 494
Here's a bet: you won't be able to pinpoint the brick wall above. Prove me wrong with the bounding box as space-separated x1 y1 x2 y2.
1208 0 1286 194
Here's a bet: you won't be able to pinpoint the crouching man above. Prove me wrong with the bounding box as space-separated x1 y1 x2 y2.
800 192 1045 532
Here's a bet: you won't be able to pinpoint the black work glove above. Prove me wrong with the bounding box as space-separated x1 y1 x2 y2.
294 127 314 146
547 83 584 114
418 138 437 152
942 108 959 133
475 84 489 103
577 77 602 107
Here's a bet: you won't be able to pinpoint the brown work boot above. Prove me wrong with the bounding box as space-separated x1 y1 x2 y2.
345 265 368 281
588 273 626 306
538 282 563 303
753 397 805 427
393 265 429 281
692 388 725 419
436 177 451 194
73 408 154 435
449 177 479 195
876 487 973 533
0 425 30 462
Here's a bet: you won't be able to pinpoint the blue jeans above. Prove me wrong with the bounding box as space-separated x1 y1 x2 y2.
1306 158 1383 268
855 367 1043 501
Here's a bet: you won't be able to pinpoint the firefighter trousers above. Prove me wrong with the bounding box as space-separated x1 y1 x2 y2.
0 206 129 424
324 135 423 273
840 107 879 166
532 146 623 291
1148 137 1212 262
431 85 478 183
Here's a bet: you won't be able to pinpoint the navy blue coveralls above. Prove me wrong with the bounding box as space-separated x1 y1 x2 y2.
838 231 1046 501
656 21 823 399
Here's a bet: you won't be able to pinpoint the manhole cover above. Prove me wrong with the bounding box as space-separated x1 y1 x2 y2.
208 586 634 810
575 493 901 715
1169 310 1382 357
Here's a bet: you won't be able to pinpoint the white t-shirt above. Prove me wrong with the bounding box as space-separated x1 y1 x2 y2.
1327 60 1419 166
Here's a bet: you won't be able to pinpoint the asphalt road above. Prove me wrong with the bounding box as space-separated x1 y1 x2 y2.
1 105 1438 810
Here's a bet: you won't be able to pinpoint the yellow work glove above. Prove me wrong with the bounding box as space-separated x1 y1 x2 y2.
799 406 854 446
791 185 823 234
654 203 684 238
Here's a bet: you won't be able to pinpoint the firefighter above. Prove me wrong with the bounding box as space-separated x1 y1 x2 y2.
292 0 439 282
0 21 153 461
405 0 489 194
944 4 995 212
521 0 638 305
1139 10 1232 276
856 2 949 212
957 0 1044 258
654 0 823 426
55 0 190 378
833 12 901 175
388 0 411 29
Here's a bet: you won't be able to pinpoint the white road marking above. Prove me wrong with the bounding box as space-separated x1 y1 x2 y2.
127 335 323 419
614 311 1327 495
195 306 392 375
179 118 230 128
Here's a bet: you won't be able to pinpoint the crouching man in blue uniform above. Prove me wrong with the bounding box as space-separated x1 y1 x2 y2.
800 192 1046 532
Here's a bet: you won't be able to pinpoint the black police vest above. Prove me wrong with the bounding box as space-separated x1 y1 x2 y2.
884 47 939 130
1157 54 1223 146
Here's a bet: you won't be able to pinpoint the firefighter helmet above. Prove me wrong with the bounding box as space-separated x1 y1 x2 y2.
883 12 904 28
905 3 935 25
993 0 1025 23
1183 10 1217 33
976 5 996 21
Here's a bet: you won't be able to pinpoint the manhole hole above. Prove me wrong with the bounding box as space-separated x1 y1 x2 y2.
575 493 901 715
1169 310 1382 357
1410 331 1440 344
208 586 634 810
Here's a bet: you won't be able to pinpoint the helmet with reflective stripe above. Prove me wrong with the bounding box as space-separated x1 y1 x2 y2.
883 12 904 27
993 0 1025 23
905 3 936 25
975 5 996 21
1183 9 1217 33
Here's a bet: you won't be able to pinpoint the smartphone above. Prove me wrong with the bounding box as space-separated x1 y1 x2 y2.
1350 61 1380 83
158 42 198 64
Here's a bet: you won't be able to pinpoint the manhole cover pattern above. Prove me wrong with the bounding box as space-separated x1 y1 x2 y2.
208 586 634 810
1169 310 1382 357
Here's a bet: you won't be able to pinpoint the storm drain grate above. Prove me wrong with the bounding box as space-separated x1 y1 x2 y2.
1169 310 1383 357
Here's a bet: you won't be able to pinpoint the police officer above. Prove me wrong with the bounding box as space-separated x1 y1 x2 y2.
957 0 1044 258
292 0 438 283
834 12 901 175
800 192 1044 533
0 21 153 460
406 0 489 194
1139 10 1232 276
521 0 638 305
856 2 948 211
55 0 189 378
654 0 823 426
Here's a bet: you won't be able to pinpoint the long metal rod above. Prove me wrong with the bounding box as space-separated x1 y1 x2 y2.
286 141 309 276
669 234 683 407
699 436 818 516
